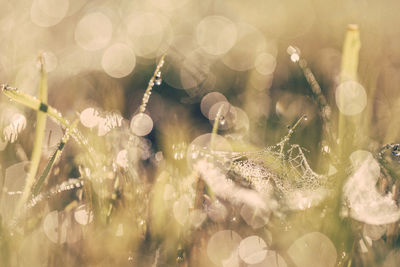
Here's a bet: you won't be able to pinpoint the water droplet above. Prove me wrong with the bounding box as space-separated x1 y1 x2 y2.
392 145 400 157
290 53 300 62
155 77 162 86
219 115 226 126
155 71 162 85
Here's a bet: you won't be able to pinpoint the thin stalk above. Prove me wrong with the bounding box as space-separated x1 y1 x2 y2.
338 25 361 160
278 115 307 156
288 46 333 143
210 104 224 151
16 57 48 212
138 54 166 114
32 120 78 196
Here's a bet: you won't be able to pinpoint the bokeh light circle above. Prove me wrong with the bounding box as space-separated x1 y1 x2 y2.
130 113 153 136
31 0 69 27
196 16 237 56
255 52 276 75
238 235 267 264
127 12 172 58
207 230 242 265
102 43 136 78
200 92 228 119
223 23 267 71
335 81 367 116
80 107 100 128
75 12 112 51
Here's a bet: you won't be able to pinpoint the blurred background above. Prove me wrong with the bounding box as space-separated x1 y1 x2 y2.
1 0 400 266
1 0 399 150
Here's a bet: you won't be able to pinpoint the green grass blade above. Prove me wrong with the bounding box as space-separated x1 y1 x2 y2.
338 25 361 160
16 56 48 212
31 120 77 196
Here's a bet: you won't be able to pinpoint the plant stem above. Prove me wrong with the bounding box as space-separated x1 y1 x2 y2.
32 120 78 196
16 56 48 212
139 54 166 114
338 25 361 160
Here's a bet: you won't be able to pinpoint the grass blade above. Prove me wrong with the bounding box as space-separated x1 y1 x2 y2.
16 56 48 212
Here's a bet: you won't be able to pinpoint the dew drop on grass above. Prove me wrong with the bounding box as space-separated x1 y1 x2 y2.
238 235 267 264
130 113 153 136
207 230 242 266
209 102 237 130
208 102 229 121
290 53 300 62
80 107 100 128
200 92 228 119
74 205 94 225
287 232 337 267
155 71 162 85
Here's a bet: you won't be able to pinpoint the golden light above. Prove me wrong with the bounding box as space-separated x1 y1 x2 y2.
196 15 237 56
75 12 113 51
101 43 136 78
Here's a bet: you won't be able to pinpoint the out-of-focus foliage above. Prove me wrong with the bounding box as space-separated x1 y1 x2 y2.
1 1 400 267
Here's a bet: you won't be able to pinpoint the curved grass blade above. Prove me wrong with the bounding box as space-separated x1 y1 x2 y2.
16 56 48 212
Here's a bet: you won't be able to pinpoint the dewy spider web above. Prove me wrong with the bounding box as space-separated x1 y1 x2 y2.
197 118 329 210
225 144 326 196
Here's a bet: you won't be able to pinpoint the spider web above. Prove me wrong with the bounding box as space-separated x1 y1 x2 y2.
206 140 329 210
